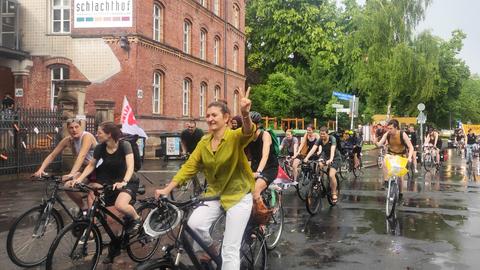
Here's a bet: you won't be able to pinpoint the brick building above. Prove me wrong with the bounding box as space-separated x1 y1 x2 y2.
0 0 246 135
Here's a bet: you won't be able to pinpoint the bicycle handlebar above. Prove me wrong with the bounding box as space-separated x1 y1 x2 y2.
158 195 220 209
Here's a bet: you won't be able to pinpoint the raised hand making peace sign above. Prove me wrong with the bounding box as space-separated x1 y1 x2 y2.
240 86 252 117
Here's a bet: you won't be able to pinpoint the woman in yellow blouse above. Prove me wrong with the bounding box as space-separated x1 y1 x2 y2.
155 88 255 270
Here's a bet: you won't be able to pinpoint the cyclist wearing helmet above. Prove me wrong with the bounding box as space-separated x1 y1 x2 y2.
154 88 255 270
246 111 279 203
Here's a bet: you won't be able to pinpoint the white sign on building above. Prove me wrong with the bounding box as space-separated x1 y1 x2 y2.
74 0 133 28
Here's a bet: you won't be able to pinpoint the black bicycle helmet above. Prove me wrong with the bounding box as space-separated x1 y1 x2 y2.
143 202 182 237
249 111 262 124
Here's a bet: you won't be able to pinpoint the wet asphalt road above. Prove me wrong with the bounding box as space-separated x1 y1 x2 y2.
1 148 480 269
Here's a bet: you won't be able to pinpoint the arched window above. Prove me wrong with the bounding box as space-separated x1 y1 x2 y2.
183 20 191 54
200 29 207 60
233 90 239 116
50 66 70 109
233 3 240 29
153 4 163 42
152 72 163 114
183 79 191 116
233 45 239 72
214 36 220 65
52 0 71 33
213 0 220 16
214 85 221 101
200 82 207 117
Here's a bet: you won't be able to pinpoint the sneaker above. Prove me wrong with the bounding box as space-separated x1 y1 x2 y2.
126 217 142 235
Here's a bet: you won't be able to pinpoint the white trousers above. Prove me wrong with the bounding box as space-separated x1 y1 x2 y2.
187 193 252 270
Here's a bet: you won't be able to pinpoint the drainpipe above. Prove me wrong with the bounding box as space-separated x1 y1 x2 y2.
223 0 228 99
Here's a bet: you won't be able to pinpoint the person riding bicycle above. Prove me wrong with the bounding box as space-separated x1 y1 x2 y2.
154 88 256 270
291 124 319 181
456 128 465 157
343 130 362 169
181 120 204 156
304 126 342 205
425 127 442 165
246 111 279 221
406 125 419 173
33 118 97 215
73 121 142 264
376 119 414 200
465 129 477 163
280 129 298 157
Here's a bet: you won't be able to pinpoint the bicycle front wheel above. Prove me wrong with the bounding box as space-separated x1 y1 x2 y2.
305 177 322 215
7 205 63 267
385 178 398 218
240 230 267 270
170 176 203 202
423 153 434 172
127 202 162 262
296 170 310 201
265 199 284 250
46 221 102 270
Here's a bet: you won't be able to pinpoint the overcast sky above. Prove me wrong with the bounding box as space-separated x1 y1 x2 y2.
337 0 479 75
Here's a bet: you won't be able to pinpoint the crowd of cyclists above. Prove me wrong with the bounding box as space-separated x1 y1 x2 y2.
9 86 480 270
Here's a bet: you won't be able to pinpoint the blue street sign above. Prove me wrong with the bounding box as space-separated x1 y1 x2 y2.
333 91 353 101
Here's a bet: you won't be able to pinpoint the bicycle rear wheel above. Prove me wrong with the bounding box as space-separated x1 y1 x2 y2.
385 177 398 218
46 221 102 270
7 205 63 267
305 177 322 215
240 230 267 270
127 202 162 262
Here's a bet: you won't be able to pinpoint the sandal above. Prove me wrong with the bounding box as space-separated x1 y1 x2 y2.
331 193 338 205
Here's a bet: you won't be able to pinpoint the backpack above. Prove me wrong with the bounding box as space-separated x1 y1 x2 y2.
120 134 143 172
265 129 280 157
329 132 343 154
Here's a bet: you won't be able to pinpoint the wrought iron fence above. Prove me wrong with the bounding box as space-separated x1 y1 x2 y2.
0 108 63 175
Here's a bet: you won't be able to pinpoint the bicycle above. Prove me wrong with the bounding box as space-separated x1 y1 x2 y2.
278 155 294 180
6 175 82 267
422 145 438 172
296 159 317 201
136 195 267 270
384 155 407 219
170 153 206 202
258 182 285 250
305 160 341 215
45 183 161 270
344 149 363 178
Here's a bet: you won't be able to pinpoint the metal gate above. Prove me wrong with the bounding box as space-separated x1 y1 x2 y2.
0 108 63 175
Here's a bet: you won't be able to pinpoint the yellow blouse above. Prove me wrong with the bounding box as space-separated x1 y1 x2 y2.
173 126 256 210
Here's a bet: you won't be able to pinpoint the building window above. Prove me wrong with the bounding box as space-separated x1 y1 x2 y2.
214 86 220 101
200 29 207 60
50 66 70 109
200 83 207 117
233 45 239 72
233 90 239 116
153 4 163 42
183 20 191 54
233 3 240 29
153 72 162 114
183 79 191 116
52 0 70 33
199 0 207 8
214 36 220 65
213 0 220 16
0 0 18 49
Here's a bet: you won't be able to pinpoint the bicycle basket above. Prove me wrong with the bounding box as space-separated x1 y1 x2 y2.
143 202 182 237
385 155 408 177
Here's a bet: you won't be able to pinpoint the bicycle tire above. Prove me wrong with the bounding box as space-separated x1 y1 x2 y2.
127 202 162 262
385 177 398 218
169 176 202 202
240 230 267 270
296 170 310 201
352 158 362 178
46 221 102 270
265 204 284 250
135 258 177 270
7 205 63 267
305 177 322 215
407 162 414 180
423 153 434 172
339 157 349 180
